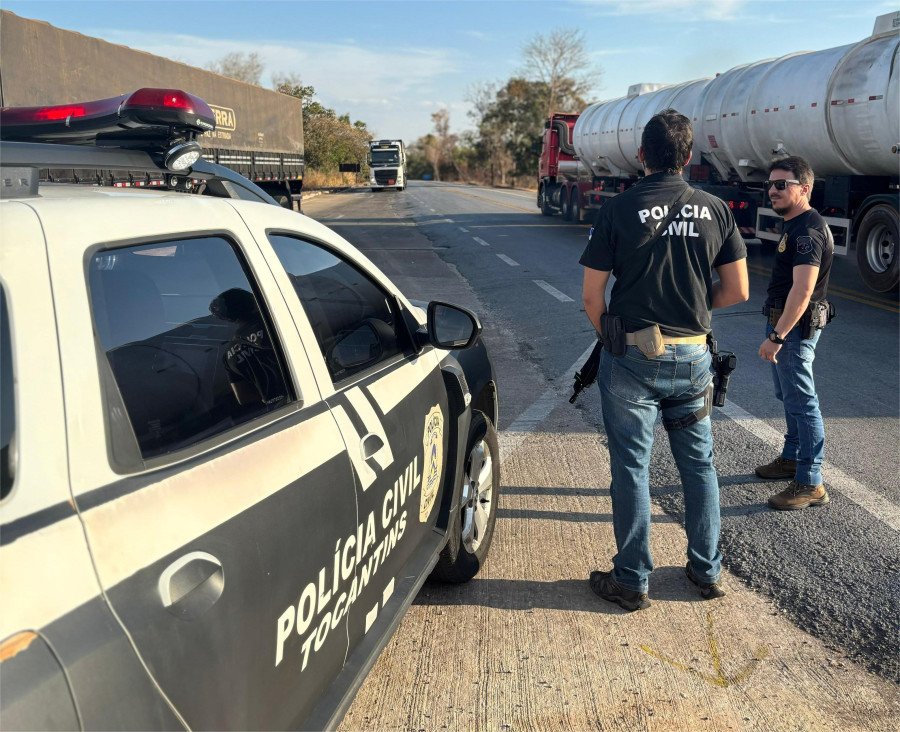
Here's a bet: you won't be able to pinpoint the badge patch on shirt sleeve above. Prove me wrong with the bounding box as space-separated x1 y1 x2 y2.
420 405 444 522
796 236 813 254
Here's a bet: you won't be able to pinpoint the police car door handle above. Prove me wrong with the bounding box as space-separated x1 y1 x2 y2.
361 433 384 461
158 551 225 620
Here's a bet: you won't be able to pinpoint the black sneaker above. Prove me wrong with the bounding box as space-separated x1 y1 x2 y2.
589 570 651 612
685 563 726 600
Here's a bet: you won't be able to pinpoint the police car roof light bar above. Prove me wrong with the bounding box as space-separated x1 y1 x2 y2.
0 88 216 147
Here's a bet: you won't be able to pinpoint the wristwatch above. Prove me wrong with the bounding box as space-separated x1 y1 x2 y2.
768 331 785 345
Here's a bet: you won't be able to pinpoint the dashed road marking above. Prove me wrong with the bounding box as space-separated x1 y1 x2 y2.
474 237 490 246
459 227 469 233
533 280 574 302
496 253 519 267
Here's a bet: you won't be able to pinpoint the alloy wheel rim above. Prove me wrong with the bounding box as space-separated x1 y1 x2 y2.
459 439 493 553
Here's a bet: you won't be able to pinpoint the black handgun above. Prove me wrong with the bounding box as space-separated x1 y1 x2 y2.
711 350 737 407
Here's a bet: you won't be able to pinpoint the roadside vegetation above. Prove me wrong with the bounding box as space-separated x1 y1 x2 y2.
205 54 370 189
206 29 601 190
408 29 602 188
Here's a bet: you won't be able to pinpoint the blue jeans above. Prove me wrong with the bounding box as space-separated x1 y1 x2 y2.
767 324 824 485
598 344 721 593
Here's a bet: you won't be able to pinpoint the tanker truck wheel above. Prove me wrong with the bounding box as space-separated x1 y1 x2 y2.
538 185 553 216
560 188 571 220
568 189 581 223
856 205 899 293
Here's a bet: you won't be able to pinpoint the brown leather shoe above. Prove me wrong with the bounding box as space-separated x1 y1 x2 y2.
755 456 797 480
768 481 830 511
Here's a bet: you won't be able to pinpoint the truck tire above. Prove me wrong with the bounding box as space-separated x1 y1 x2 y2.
538 185 553 216
569 189 581 223
856 205 899 292
430 411 499 583
560 188 571 220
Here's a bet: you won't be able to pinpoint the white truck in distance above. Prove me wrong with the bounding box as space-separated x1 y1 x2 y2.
369 139 407 191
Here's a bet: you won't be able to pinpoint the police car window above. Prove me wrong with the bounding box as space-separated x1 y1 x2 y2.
1 286 15 499
268 234 403 382
88 237 292 461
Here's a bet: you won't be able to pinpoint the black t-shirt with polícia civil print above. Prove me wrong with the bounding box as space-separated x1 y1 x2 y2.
580 172 747 337
765 208 833 306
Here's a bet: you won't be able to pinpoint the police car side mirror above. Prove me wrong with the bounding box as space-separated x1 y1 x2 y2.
425 301 481 350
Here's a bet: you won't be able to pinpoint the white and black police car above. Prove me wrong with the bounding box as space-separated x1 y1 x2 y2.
0 89 500 730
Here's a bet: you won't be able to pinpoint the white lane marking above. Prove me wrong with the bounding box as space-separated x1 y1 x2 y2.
382 577 395 607
334 213 344 219
459 227 469 233
473 237 490 247
430 208 437 212
445 218 455 223
720 401 900 532
365 604 379 633
533 280 574 302
499 343 596 456
496 253 519 267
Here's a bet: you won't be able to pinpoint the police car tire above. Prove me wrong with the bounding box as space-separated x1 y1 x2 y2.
430 411 499 583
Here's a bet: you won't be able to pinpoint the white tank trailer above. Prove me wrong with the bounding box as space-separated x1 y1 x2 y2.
551 12 900 292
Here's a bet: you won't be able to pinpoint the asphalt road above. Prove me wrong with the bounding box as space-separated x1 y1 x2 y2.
301 182 900 730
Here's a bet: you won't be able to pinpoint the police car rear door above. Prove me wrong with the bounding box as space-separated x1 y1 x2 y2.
46 195 358 730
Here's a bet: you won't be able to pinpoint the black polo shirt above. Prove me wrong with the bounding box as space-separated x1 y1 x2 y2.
580 172 747 337
765 208 833 306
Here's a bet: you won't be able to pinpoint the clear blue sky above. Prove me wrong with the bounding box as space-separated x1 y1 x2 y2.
3 0 896 143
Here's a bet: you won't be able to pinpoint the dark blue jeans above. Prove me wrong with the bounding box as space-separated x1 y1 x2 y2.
598 344 721 593
767 324 825 485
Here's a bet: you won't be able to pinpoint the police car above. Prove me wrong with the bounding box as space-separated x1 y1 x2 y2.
0 89 500 730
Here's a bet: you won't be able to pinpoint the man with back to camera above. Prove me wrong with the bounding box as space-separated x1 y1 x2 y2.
580 109 749 612
756 156 834 511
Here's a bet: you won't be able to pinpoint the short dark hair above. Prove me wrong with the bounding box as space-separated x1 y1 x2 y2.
641 109 692 173
768 155 815 193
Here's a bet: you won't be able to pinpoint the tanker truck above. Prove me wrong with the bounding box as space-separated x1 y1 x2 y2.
0 11 304 209
536 11 899 293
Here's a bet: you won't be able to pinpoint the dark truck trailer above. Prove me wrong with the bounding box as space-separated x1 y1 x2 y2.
0 10 303 208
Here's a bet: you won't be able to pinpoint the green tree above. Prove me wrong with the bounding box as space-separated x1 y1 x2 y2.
275 77 370 177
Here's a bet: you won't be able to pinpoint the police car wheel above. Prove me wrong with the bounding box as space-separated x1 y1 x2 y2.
430 411 499 583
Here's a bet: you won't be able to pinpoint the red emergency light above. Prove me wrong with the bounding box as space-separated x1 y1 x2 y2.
0 88 216 146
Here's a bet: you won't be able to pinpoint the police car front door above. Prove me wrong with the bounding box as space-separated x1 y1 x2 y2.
255 230 452 686
327 348 449 665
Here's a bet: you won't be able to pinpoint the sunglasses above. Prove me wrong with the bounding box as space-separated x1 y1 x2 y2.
764 179 801 191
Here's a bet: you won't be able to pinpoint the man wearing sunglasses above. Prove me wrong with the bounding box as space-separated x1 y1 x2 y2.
757 156 834 511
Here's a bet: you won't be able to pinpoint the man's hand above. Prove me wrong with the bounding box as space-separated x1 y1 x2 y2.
759 338 782 364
